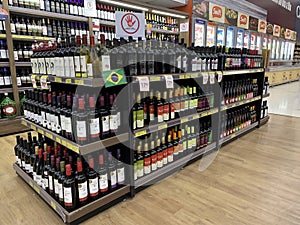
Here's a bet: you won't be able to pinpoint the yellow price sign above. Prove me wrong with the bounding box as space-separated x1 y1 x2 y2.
179 75 186 80
231 133 236 139
222 106 228 111
50 201 57 210
193 115 199 120
30 125 36 130
21 120 27 126
55 137 61 144
75 79 84 85
191 73 198 78
158 124 168 130
61 140 67 146
66 142 79 153
29 181 33 187
150 76 161 82
33 185 40 194
65 79 72 84
37 128 44 135
45 132 53 139
185 74 191 79
54 77 62 83
181 118 188 124
135 130 147 137
232 104 236 108
201 112 208 117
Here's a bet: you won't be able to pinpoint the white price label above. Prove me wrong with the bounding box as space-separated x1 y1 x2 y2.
203 73 209 85
138 76 150 92
210 73 215 84
164 75 174 89
31 75 37 88
40 76 48 89
218 72 223 83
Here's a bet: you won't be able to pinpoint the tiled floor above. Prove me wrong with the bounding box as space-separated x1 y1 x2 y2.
268 80 300 117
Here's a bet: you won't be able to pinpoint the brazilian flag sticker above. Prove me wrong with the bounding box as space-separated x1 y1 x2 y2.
102 69 127 87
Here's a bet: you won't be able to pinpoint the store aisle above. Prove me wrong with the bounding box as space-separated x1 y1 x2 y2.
269 81 300 117
1 115 300 225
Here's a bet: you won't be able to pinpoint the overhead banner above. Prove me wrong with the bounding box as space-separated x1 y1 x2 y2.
237 12 249 29
116 12 145 39
209 3 225 23
258 19 267 33
225 8 238 26
273 24 281 36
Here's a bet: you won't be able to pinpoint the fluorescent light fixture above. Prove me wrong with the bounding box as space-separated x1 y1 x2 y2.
152 10 186 19
100 0 149 11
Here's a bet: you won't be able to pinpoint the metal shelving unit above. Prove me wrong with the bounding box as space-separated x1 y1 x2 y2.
13 163 130 224
260 116 270 126
222 68 264 76
0 62 31 67
221 96 262 111
21 119 129 155
0 87 32 94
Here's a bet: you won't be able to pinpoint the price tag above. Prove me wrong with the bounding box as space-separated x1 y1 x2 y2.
50 201 57 210
37 128 44 135
29 181 33 187
179 75 186 80
217 72 223 82
54 77 62 83
40 76 48 89
61 140 67 147
191 73 198 78
209 73 215 84
222 106 228 111
232 103 236 108
231 133 236 139
30 125 36 130
181 118 188 124
203 73 209 85
21 120 27 126
137 77 150 92
158 124 168 130
55 137 61 144
45 132 53 139
72 146 79 154
164 75 174 89
193 115 199 120
149 76 161 82
65 79 72 84
201 112 208 117
31 75 37 88
75 79 84 85
135 130 147 137
185 74 191 79
33 185 40 194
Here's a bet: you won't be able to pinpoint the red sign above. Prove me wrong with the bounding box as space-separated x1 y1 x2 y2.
121 13 140 35
212 6 223 18
240 15 248 25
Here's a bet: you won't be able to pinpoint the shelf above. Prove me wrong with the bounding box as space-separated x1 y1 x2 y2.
0 34 6 39
0 62 32 67
222 68 264 76
0 86 33 94
21 119 129 155
221 96 262 111
12 35 54 41
99 20 116 27
135 142 217 188
48 75 104 87
13 163 130 224
269 78 299 87
134 107 219 138
220 121 259 146
260 116 270 126
263 93 270 98
149 28 179 35
9 6 89 22
0 116 30 136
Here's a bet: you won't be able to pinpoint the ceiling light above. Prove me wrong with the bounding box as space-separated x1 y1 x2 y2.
152 10 186 19
100 0 149 11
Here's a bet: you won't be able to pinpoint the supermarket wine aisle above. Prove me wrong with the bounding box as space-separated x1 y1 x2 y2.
269 81 300 117
1 114 300 225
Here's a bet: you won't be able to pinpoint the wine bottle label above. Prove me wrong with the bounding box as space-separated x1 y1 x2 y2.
163 149 168 165
109 114 118 132
49 58 55 75
101 55 111 71
58 183 63 201
16 77 22 86
74 6 79 15
137 160 144 178
64 57 70 77
25 163 30 173
74 56 81 74
151 155 157 171
60 114 65 131
78 181 88 202
76 121 87 140
117 167 125 185
136 109 144 128
188 139 193 149
163 104 169 121
134 162 138 181
88 178 99 196
32 171 36 182
99 173 109 192
192 137 197 147
69 57 75 78
132 110 137 130
11 23 16 33
80 56 88 77
42 178 49 190
70 4 74 14
0 50 6 59
157 152 163 168
89 118 100 137
100 10 104 19
64 117 72 133
63 187 73 206
101 116 110 134
177 56 182 69
31 58 37 74
157 106 164 123
54 179 59 195
0 77 4 86
149 104 155 121
36 174 42 186
48 175 53 191
87 63 94 77
110 170 117 188
167 147 173 163
144 157 151 174
46 112 51 130
50 114 56 131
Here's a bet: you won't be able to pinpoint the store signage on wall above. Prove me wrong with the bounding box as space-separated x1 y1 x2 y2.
271 0 292 11
266 23 274 34
285 28 292 39
0 8 8 21
249 16 259 31
209 3 225 23
273 24 281 36
258 19 267 33
280 27 286 38
116 12 145 39
225 8 238 26
193 0 209 19
84 0 97 17
237 12 249 29
180 22 189 32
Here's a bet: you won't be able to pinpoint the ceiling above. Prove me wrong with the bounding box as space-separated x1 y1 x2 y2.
138 0 188 8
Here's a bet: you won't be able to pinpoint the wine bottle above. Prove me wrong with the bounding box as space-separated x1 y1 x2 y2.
116 149 125 187
98 154 109 195
167 134 173 163
35 149 44 187
42 152 50 192
87 156 99 200
99 96 110 139
143 142 151 175
108 152 117 191
75 98 88 145
48 155 55 196
88 96 100 142
58 160 66 205
63 164 77 211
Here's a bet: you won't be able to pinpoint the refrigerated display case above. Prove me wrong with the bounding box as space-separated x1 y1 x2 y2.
280 39 285 60
194 19 206 47
206 22 216 47
271 38 277 59
256 33 262 51
236 29 244 48
263 34 268 49
268 36 272 50
250 32 257 50
217 25 226 46
244 31 250 49
226 26 235 47
276 39 281 59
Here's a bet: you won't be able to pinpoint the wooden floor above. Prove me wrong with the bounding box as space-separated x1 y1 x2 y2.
1 114 300 225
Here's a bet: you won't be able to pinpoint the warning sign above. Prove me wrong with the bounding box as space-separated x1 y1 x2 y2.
116 12 145 39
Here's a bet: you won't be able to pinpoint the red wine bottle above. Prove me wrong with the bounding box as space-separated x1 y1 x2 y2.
58 161 66 205
108 152 117 192
87 157 99 200
88 96 100 142
53 157 61 200
48 155 55 197
63 164 77 211
76 160 88 206
98 154 109 195
116 149 125 187
75 98 88 145
35 149 44 187
42 152 50 193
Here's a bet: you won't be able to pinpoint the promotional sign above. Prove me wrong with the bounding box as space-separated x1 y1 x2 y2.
236 29 244 48
180 22 189 32
285 28 292 39
273 24 281 36
226 26 235 47
0 8 8 21
84 0 97 18
237 12 249 29
116 12 145 39
209 3 225 23
266 23 274 35
244 32 250 48
206 22 216 47
225 8 238 26
249 16 259 31
194 19 206 47
217 26 225 46
258 19 267 33
193 0 209 19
